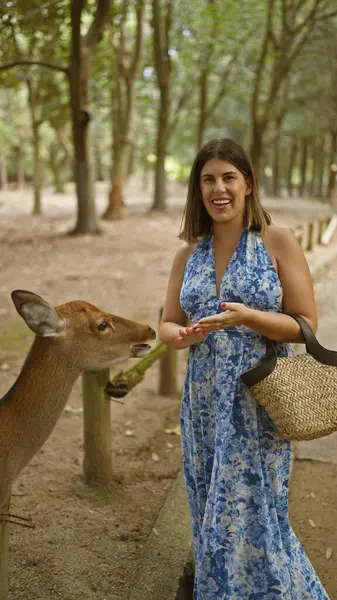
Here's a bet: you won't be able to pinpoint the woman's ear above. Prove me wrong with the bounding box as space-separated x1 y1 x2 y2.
245 177 252 196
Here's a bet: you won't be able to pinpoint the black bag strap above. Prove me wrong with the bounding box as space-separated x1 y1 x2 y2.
240 313 337 388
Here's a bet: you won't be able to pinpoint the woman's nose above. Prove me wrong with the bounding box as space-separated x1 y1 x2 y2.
214 178 226 192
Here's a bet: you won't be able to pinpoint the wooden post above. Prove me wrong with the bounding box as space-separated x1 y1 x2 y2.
321 215 337 246
82 369 112 486
307 222 314 251
318 216 331 244
158 308 178 397
306 221 320 251
0 493 11 600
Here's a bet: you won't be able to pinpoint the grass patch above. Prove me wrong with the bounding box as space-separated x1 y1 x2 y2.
0 320 33 358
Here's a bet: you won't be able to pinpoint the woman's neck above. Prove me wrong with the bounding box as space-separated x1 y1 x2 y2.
212 219 245 245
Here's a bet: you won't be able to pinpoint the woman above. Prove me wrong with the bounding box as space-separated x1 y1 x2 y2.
159 138 329 599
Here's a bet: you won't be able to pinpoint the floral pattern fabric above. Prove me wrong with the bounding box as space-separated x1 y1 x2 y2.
180 229 329 599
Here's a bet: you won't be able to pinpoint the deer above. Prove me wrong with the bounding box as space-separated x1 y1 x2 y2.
0 289 156 518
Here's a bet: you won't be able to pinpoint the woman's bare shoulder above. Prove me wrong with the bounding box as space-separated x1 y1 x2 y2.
262 225 297 250
173 240 199 266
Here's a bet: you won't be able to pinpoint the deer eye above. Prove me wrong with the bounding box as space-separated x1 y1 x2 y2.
98 321 109 332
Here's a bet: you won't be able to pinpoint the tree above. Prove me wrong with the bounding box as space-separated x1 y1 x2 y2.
103 0 145 220
151 0 173 211
250 0 337 180
0 0 112 234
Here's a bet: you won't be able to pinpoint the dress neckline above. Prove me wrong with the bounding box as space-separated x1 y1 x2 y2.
211 229 246 300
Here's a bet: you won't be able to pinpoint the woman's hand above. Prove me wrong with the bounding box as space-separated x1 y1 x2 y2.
192 302 252 334
175 325 209 346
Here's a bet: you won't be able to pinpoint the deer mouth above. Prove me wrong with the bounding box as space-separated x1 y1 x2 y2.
131 343 151 358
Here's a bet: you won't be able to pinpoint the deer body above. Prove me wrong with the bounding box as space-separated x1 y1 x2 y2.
0 291 156 508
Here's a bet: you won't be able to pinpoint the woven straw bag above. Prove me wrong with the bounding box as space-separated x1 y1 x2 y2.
241 314 337 441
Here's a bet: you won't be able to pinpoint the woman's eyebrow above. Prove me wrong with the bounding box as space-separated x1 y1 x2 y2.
201 171 237 177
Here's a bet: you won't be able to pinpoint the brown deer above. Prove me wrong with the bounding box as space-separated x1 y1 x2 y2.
0 290 156 511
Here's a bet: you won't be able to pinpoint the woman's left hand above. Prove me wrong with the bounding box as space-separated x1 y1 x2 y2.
192 302 252 334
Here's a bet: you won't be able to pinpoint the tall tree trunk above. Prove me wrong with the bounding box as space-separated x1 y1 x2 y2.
196 68 208 152
300 138 308 198
32 125 42 215
127 142 136 177
104 141 130 219
272 126 283 197
250 120 265 183
152 84 170 211
104 0 144 220
151 0 172 212
0 156 8 190
69 0 111 234
262 158 272 196
327 130 337 201
27 81 42 215
70 47 98 234
94 141 105 181
309 138 318 198
316 136 326 199
14 146 24 189
287 138 298 197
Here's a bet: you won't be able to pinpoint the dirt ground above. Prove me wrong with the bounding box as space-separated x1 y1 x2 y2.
0 182 336 599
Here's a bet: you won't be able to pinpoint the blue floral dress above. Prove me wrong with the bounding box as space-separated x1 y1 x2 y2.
180 229 329 599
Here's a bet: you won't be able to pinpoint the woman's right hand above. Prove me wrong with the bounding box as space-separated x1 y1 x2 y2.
175 326 208 346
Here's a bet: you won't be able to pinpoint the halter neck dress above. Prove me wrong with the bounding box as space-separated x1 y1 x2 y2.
180 228 329 599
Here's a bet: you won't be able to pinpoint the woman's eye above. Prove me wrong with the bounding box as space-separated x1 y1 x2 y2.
98 322 109 332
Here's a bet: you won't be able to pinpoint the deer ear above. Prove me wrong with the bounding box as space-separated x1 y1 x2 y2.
11 290 64 337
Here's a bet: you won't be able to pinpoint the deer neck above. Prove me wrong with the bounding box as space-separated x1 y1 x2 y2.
4 337 81 468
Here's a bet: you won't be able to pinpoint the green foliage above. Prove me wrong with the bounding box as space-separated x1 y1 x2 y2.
0 0 336 194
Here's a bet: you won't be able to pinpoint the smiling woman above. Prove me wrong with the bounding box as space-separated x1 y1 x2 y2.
159 138 328 599
179 138 271 245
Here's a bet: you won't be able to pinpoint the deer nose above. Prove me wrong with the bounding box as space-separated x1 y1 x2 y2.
148 326 156 340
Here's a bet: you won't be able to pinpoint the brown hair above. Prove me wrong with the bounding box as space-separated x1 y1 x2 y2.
179 138 271 243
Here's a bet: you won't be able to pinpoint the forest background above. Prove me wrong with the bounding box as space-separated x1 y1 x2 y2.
0 0 337 234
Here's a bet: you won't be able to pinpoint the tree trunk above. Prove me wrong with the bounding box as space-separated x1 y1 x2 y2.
27 81 43 215
250 120 264 184
32 126 42 215
70 46 99 234
127 142 136 177
309 138 318 198
94 140 105 181
299 138 308 198
14 146 24 189
152 84 170 211
272 126 283 197
326 130 337 199
52 163 66 193
49 142 68 193
0 156 8 190
196 68 208 152
103 142 130 220
287 139 298 197
316 136 326 199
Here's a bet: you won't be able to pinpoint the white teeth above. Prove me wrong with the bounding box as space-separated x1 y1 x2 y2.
213 200 231 206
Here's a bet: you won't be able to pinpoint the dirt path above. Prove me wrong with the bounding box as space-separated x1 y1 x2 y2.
0 184 336 599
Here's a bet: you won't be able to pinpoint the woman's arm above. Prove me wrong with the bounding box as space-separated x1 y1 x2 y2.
242 227 317 341
193 227 317 343
159 244 207 349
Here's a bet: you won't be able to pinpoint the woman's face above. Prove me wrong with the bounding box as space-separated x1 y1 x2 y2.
200 158 251 226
